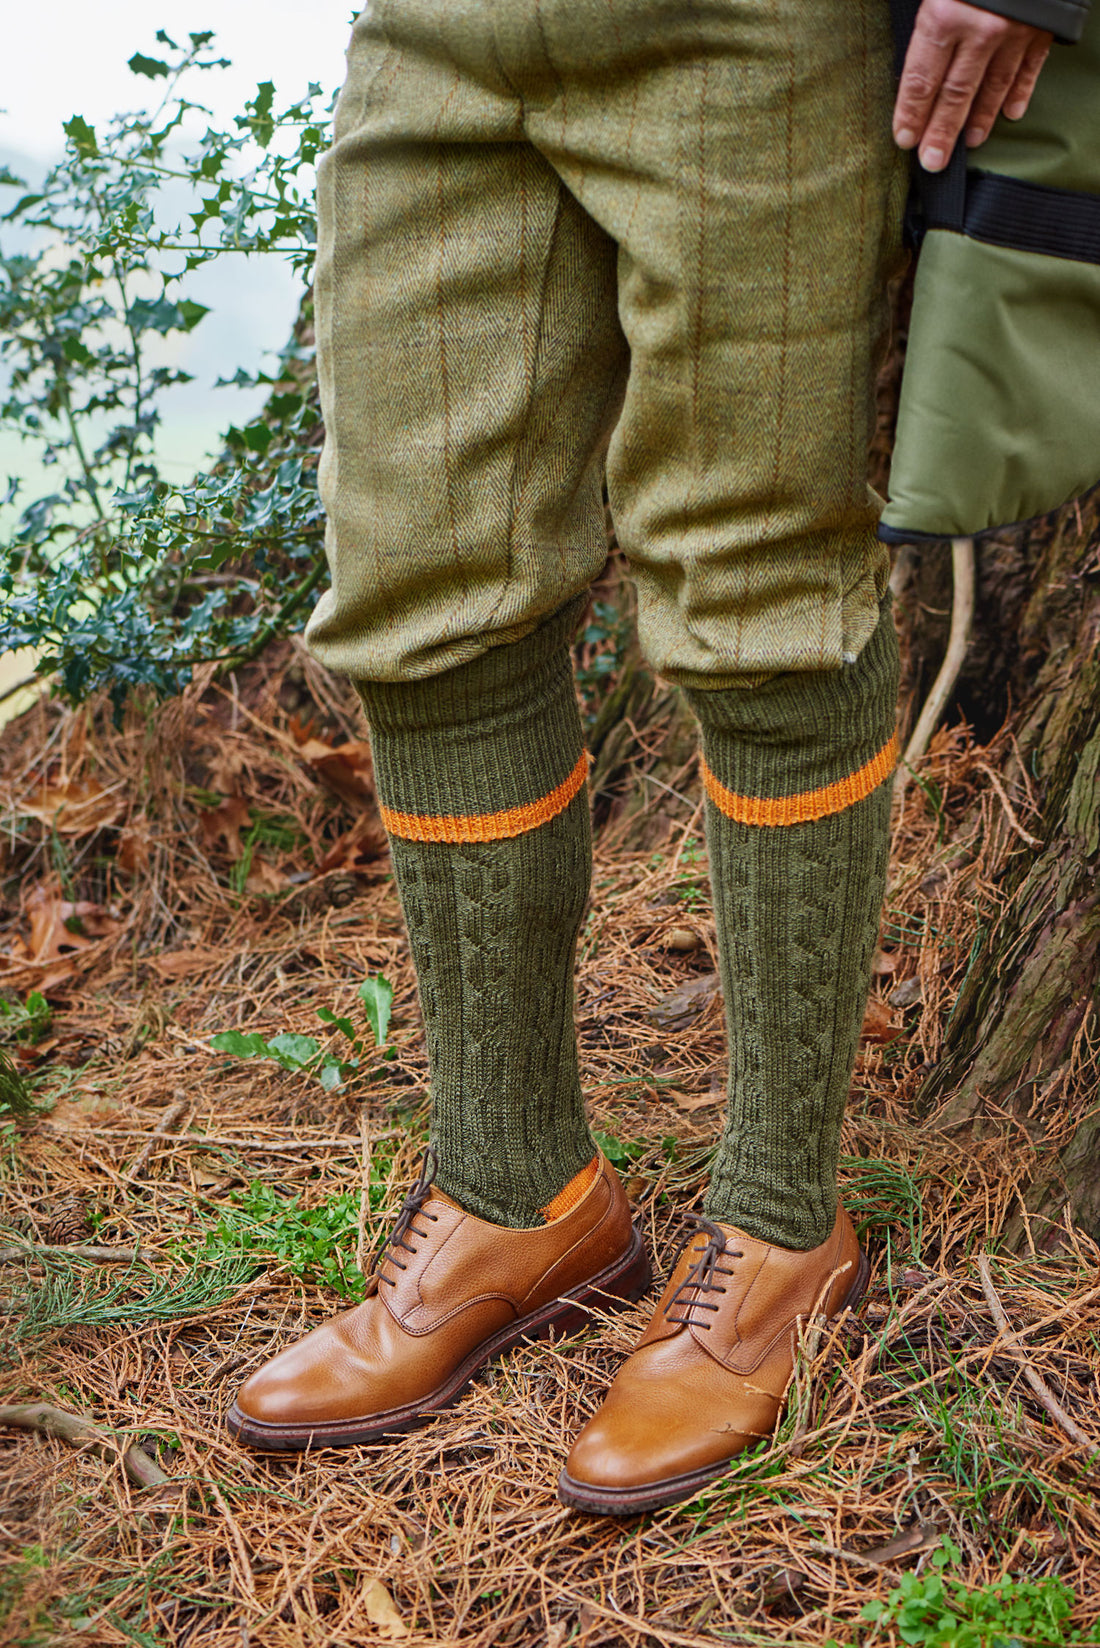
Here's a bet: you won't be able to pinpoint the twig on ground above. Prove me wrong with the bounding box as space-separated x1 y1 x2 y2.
357 1108 373 1279
810 1540 907 1579
973 762 1043 850
0 1401 178 1491
977 1253 1099 1454
0 1242 162 1265
128 1095 190 1180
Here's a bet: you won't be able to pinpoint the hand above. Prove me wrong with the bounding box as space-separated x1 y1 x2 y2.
894 0 1053 173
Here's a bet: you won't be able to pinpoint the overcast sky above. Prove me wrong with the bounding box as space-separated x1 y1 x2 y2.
2 3 356 162
0 4 358 502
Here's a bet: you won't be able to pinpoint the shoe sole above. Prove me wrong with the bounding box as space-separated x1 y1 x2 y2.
557 1246 872 1518
226 1225 652 1452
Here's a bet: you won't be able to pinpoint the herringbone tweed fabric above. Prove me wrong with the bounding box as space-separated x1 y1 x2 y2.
305 0 906 691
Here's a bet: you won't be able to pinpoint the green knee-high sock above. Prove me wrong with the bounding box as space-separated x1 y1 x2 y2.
684 602 899 1251
356 600 597 1228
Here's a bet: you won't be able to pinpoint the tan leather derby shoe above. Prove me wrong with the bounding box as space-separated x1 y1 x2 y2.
227 1149 650 1451
558 1204 868 1516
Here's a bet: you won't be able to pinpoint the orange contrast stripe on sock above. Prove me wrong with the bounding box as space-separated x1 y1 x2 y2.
380 750 589 844
700 732 898 826
540 1156 600 1223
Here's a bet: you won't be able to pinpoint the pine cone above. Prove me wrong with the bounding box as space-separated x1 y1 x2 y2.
42 1195 93 1246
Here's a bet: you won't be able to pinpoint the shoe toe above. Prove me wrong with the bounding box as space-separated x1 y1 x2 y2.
235 1322 358 1427
565 1342 777 1492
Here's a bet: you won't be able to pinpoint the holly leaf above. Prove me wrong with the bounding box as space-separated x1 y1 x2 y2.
128 53 170 78
63 116 99 157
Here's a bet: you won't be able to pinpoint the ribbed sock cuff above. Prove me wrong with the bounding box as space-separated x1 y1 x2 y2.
684 596 899 820
359 597 588 835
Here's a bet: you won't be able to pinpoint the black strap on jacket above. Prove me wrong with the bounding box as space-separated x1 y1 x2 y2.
888 0 1100 263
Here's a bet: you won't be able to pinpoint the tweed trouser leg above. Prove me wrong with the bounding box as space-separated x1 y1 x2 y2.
305 0 906 685
306 0 906 1240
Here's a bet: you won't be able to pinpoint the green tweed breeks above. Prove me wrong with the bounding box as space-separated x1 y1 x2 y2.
306 0 906 691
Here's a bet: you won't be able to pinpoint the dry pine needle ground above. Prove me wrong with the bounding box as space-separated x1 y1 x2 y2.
0 641 1097 1647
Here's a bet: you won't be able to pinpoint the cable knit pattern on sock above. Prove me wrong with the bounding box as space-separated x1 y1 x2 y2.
358 601 597 1228
685 599 899 1250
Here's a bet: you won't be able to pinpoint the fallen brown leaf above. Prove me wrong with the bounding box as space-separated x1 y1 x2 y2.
151 948 231 980
19 777 124 835
672 1089 721 1112
362 1577 409 1639
117 817 151 875
243 855 288 897
198 795 251 858
647 972 720 1031
299 738 376 808
860 995 902 1044
317 815 388 875
25 884 120 963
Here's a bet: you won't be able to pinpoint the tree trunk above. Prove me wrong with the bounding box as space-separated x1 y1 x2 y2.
896 487 1100 1250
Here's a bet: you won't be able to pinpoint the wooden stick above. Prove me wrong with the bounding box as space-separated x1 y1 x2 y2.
0 1401 178 1490
977 1253 1099 1454
47 1125 401 1151
128 1096 189 1180
894 535 975 807
0 1242 162 1265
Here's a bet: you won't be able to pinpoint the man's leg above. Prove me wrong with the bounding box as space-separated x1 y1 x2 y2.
304 2 631 1225
520 0 907 1509
229 1 651 1452
519 0 905 1243
360 599 598 1225
687 601 898 1248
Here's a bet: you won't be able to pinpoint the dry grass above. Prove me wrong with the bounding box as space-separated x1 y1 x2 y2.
0 644 1097 1647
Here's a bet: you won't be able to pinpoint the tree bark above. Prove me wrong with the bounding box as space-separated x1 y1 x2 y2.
897 487 1100 1249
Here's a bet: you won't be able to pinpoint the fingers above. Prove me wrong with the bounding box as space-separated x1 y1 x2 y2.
893 5 964 159
963 38 1029 148
1004 34 1052 121
913 31 1007 171
893 0 1054 172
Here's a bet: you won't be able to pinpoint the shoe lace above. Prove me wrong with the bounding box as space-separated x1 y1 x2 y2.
374 1147 440 1286
664 1214 744 1331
